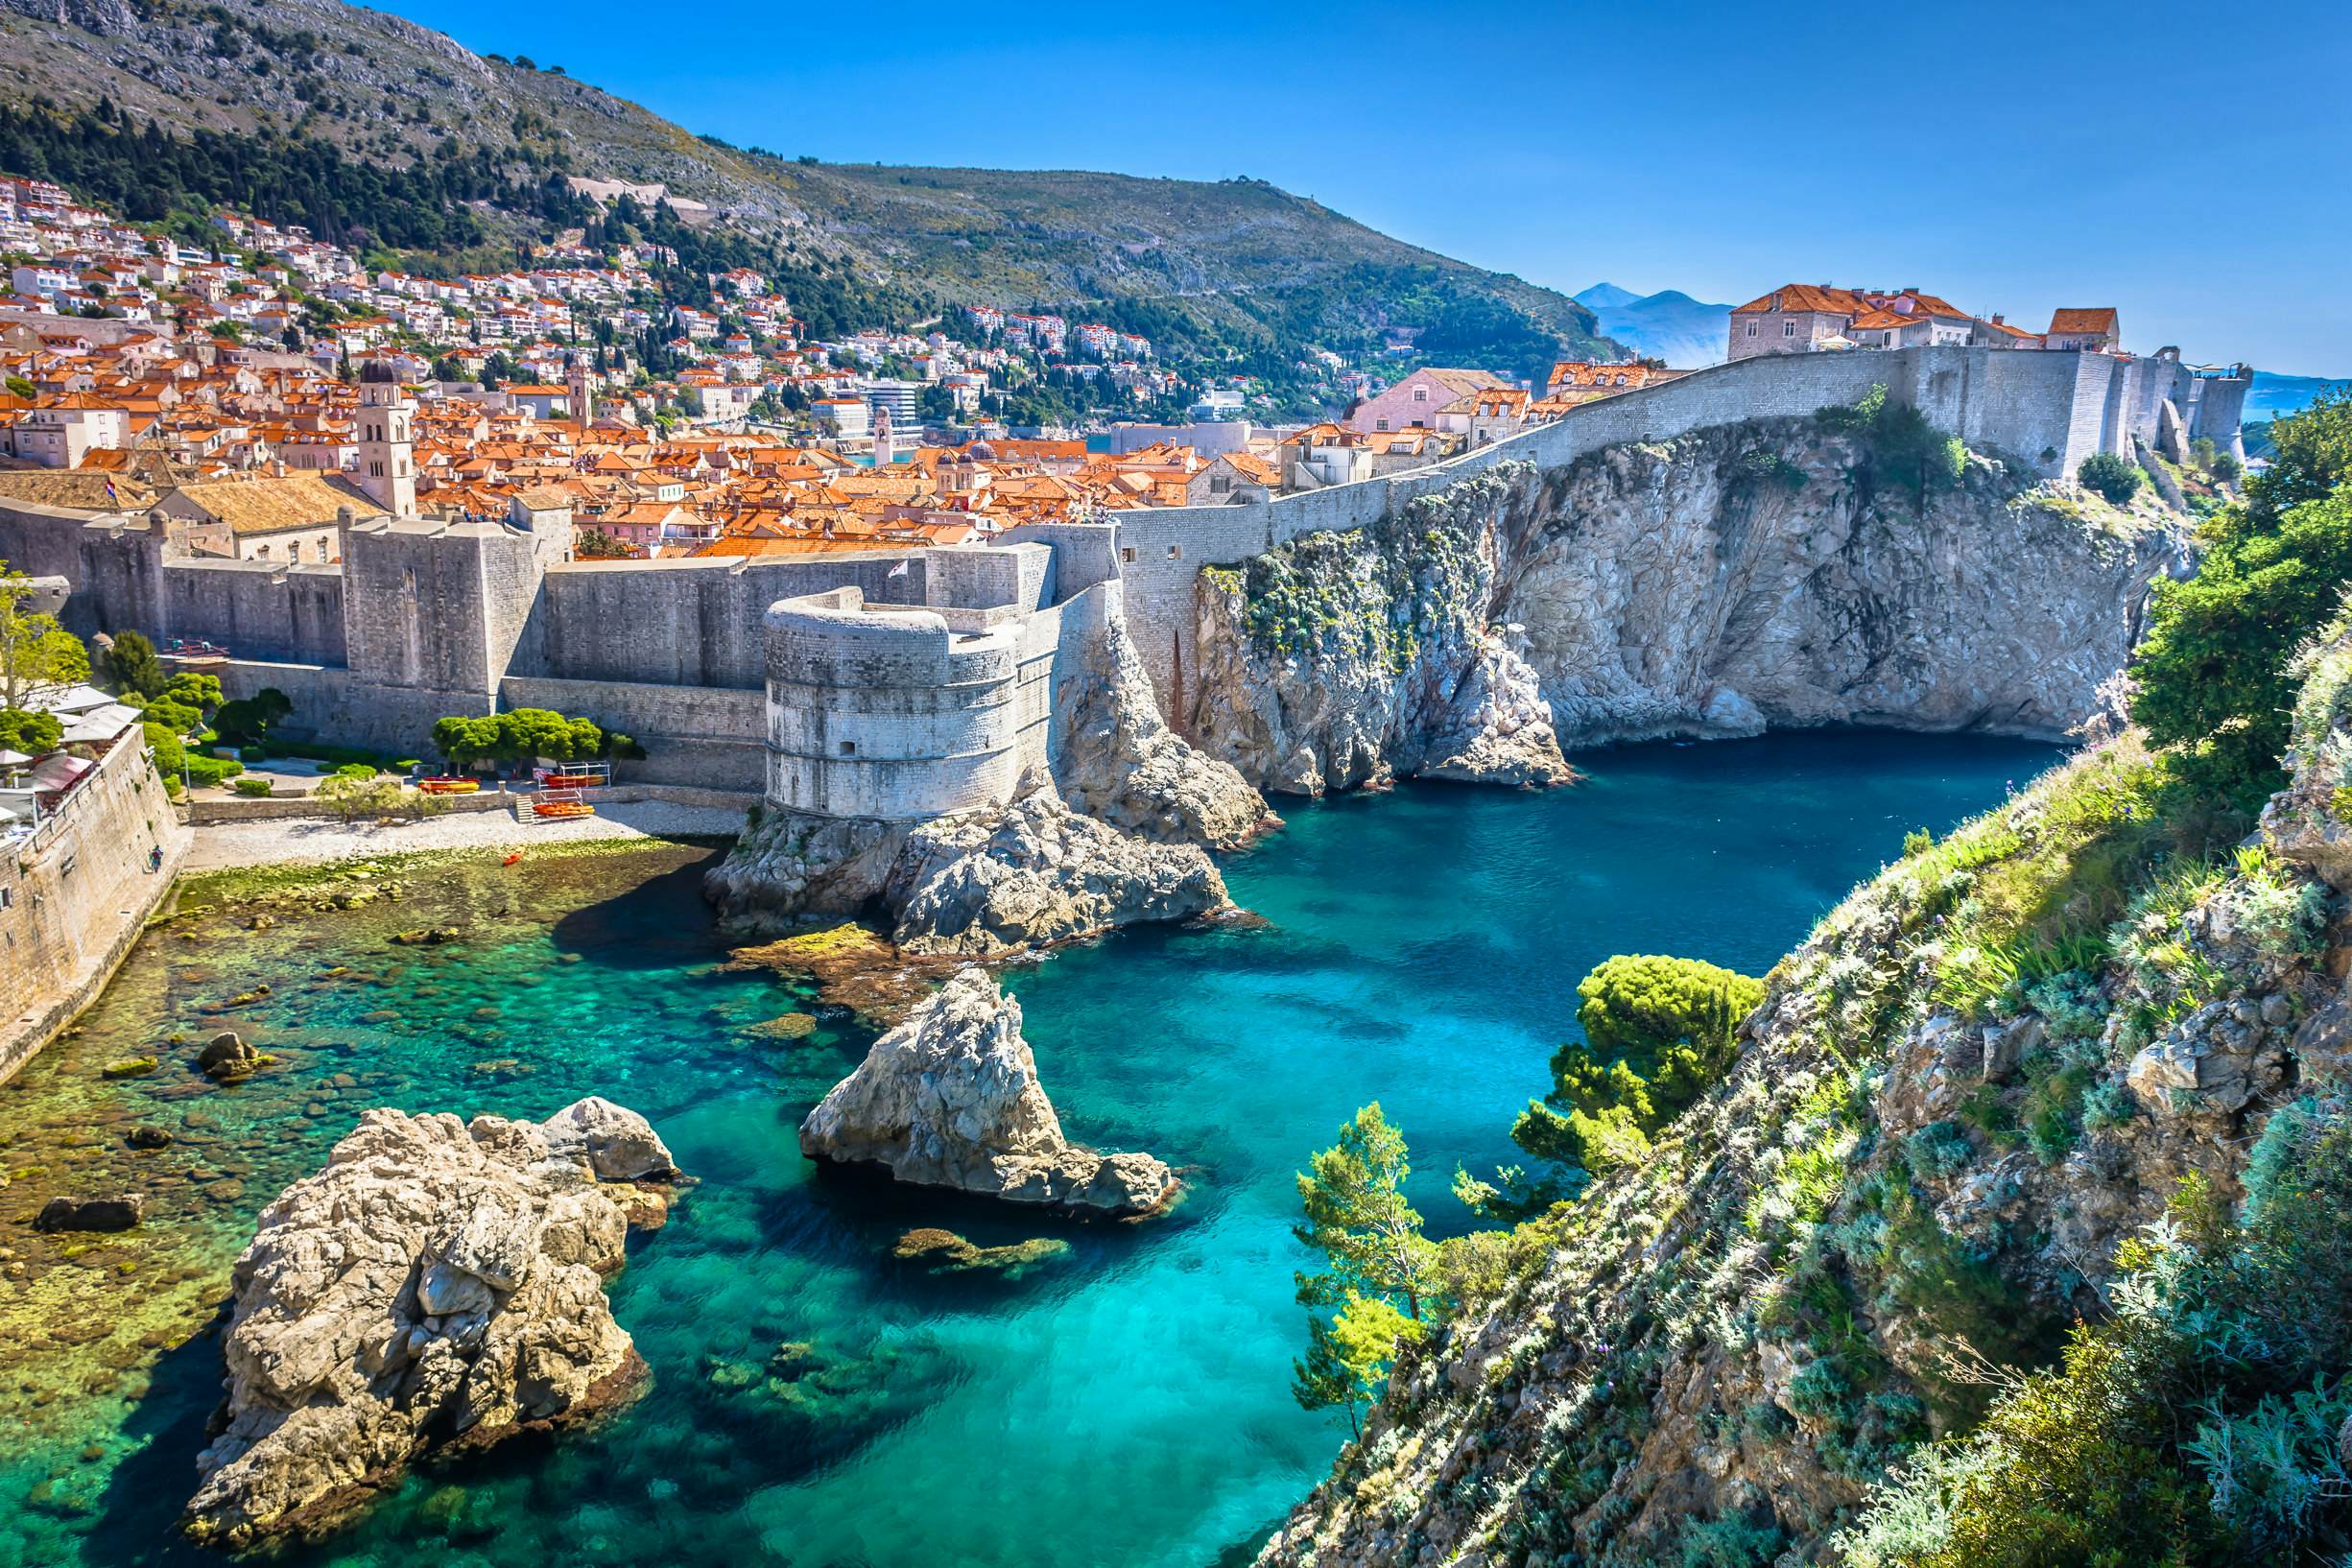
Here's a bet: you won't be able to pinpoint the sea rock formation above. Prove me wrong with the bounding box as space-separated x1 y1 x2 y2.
1253 628 2352 1566
1191 417 2186 795
800 966 1176 1215
35 1193 144 1232
182 1098 681 1549
707 781 1230 955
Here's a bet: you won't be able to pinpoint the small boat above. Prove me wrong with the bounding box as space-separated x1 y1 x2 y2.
539 772 601 789
532 800 595 820
419 776 481 795
502 851 525 867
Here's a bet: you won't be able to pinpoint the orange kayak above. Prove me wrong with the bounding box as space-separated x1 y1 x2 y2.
420 777 480 795
532 800 595 820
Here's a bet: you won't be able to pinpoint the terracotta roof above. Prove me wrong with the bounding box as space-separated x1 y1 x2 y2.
1732 284 1869 317
0 469 155 511
2047 308 2119 336
168 473 370 535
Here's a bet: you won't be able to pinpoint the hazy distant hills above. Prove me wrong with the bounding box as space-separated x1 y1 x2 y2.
1573 284 1733 368
2248 372 2349 421
0 0 1615 373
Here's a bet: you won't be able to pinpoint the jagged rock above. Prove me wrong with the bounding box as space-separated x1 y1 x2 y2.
882 784 1229 957
799 967 1176 1216
199 1031 261 1081
127 1125 173 1151
711 782 1228 957
180 1099 680 1549
1052 607 1276 846
36 1194 145 1232
891 1226 1072 1273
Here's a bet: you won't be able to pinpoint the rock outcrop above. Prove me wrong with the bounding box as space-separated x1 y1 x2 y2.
1192 418 2185 795
1052 608 1276 846
706 780 1231 955
182 1098 681 1549
800 966 1176 1216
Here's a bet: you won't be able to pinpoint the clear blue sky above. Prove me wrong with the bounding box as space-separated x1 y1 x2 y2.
380 0 2351 375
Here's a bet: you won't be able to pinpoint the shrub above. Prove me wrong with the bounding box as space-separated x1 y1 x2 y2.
1904 1121 1974 1183
183 754 243 788
2212 452 2242 484
0 707 62 756
231 776 273 797
2078 452 2144 505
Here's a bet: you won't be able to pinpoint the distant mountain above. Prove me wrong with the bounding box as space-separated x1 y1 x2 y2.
1573 284 1732 368
2248 371 2349 421
0 0 1617 381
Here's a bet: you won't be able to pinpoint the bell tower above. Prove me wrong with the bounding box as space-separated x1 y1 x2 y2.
566 350 594 425
356 362 416 517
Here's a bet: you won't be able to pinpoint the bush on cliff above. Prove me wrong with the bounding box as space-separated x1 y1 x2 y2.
2077 451 2144 506
1839 1102 2352 1568
1819 385 1966 501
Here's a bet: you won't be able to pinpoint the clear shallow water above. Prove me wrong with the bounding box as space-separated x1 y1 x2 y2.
0 731 2057 1568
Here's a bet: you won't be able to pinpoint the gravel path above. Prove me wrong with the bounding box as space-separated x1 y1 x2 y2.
183 799 744 871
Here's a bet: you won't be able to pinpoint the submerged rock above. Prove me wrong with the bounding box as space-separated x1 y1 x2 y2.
891 1226 1072 1274
799 967 1176 1216
181 1098 681 1549
35 1194 145 1232
198 1031 261 1081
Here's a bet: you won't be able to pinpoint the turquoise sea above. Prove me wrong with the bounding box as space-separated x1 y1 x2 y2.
0 730 2057 1568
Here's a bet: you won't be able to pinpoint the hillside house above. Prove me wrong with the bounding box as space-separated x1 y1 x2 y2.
1345 367 1511 435
2045 308 2122 352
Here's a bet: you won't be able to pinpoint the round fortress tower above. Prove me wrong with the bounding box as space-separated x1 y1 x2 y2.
763 585 1029 820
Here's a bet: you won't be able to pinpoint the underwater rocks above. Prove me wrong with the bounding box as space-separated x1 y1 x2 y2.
34 1194 145 1232
891 1226 1071 1273
799 967 1176 1217
198 1031 261 1081
181 1098 682 1549
706 782 1231 957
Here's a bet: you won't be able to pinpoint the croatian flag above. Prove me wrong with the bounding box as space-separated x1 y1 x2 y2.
888 559 909 579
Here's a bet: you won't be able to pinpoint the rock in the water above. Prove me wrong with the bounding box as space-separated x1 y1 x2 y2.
199 1031 261 1081
891 1226 1071 1273
127 1125 174 1151
709 783 1230 957
181 1098 681 1549
882 785 1228 956
800 967 1176 1216
36 1194 145 1232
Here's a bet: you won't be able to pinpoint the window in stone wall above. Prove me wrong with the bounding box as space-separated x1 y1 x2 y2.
840 741 856 756
1168 545 1182 559
1121 546 1136 563
1784 320 1797 337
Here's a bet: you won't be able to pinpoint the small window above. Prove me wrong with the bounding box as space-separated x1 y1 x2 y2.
1120 546 1136 563
1783 320 1797 337
839 741 856 756
0 886 13 910
1167 544 1182 560
1375 417 1389 431
1412 388 1427 402
1745 321 1758 338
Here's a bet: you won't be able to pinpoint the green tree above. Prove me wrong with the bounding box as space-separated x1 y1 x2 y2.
0 707 62 756
1464 955 1763 1219
140 720 182 777
1295 1103 1439 1319
2131 489 2352 799
2078 451 2144 506
0 565 88 709
162 671 225 712
212 686 293 746
1292 1104 1438 1434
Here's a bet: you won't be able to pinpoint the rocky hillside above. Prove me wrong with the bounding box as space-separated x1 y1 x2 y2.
1189 410 2185 795
0 0 1614 368
1256 606 2352 1566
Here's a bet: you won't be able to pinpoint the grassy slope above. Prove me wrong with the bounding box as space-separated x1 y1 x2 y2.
0 0 1612 357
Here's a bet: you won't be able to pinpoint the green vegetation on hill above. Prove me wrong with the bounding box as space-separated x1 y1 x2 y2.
0 0 1617 393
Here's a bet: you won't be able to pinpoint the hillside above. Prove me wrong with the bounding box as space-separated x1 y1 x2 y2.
1573 281 1732 368
0 0 1614 378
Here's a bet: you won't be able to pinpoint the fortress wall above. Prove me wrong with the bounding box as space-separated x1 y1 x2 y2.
0 503 164 637
535 552 932 690
499 675 766 789
0 733 187 1085
996 521 1121 598
762 589 1031 820
341 523 497 698
161 559 347 665
926 540 1049 615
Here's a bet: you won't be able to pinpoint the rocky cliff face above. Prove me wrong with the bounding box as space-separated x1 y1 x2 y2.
183 1099 680 1549
1256 630 2352 1566
1192 419 2186 795
800 966 1176 1215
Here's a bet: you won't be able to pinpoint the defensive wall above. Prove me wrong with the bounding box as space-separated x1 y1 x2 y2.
1109 344 2252 721
0 730 189 1085
0 345 2248 788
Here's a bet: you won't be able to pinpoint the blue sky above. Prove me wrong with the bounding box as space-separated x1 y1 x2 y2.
382 0 2351 375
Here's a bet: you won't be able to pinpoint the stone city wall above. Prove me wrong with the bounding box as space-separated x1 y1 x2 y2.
0 732 188 1084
